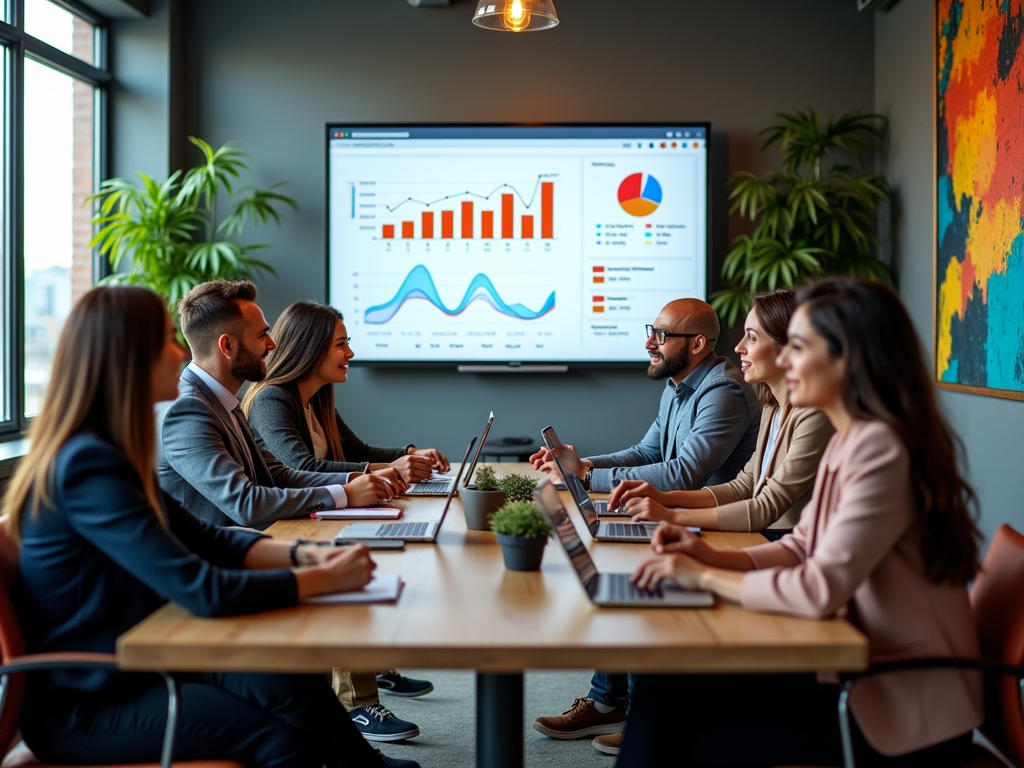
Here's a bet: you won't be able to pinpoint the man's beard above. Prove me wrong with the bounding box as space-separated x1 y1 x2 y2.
647 347 690 381
230 342 267 382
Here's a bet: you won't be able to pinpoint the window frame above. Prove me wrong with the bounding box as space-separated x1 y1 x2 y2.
0 0 109 439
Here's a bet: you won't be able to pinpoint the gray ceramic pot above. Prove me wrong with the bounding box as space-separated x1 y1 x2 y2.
496 533 548 571
460 488 506 530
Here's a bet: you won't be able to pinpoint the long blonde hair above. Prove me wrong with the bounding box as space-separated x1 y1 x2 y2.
242 301 345 460
2 285 168 543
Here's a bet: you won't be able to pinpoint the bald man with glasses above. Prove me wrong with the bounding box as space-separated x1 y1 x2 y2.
532 298 760 496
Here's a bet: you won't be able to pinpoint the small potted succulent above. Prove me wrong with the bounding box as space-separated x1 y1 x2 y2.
495 472 538 503
489 501 552 571
460 465 505 531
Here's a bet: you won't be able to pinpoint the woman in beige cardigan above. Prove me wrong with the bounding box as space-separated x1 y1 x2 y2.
609 290 833 537
618 278 983 767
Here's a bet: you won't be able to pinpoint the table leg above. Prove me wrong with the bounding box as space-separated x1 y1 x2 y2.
476 672 524 768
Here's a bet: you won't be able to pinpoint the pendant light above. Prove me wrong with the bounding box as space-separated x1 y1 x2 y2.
472 0 559 32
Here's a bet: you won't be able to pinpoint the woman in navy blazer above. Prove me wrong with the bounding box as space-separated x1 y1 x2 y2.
3 285 415 768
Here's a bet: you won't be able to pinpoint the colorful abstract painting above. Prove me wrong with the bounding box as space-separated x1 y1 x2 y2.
937 0 1024 399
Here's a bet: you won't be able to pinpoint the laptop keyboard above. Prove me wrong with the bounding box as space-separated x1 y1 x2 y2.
604 523 649 538
377 522 431 537
407 483 451 494
607 573 663 601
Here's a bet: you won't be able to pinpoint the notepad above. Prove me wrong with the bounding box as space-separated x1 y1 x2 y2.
304 574 403 604
311 507 403 520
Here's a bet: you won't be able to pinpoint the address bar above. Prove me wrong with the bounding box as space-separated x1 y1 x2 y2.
350 132 410 138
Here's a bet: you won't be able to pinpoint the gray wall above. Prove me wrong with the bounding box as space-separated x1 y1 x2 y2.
876 0 1024 542
166 0 875 459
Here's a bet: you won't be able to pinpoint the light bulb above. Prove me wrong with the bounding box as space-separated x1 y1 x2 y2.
503 0 531 31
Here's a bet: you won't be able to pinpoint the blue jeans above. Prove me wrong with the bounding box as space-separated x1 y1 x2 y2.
588 671 637 709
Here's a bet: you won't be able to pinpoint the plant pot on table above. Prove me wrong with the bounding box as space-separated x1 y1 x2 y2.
460 488 506 531
496 533 548 571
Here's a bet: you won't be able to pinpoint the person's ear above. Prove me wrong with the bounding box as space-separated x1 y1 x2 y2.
216 333 234 359
692 335 706 354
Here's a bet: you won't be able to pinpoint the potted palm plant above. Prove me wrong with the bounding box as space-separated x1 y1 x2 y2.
89 136 297 318
711 109 892 327
490 501 552 571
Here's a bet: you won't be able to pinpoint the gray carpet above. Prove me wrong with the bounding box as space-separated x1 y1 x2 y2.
371 670 614 768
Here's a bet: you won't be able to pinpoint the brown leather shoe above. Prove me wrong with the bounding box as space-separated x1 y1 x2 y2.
533 698 627 739
593 731 623 755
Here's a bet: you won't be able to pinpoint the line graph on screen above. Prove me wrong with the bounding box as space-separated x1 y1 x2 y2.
364 264 556 324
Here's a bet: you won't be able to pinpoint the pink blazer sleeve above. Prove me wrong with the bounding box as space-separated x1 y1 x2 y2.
740 423 915 619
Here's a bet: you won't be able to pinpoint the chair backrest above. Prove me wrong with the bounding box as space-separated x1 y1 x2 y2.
0 515 26 760
971 523 1024 768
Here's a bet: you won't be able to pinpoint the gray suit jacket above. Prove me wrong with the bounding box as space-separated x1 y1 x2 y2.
157 369 351 529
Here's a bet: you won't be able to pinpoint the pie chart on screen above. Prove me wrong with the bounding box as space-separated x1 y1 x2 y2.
618 173 663 216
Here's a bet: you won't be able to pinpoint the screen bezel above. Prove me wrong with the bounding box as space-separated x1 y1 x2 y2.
325 122 712 367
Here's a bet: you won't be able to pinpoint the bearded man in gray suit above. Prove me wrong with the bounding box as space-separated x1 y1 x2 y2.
158 280 402 530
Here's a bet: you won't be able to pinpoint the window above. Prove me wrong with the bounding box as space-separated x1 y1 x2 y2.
0 0 108 434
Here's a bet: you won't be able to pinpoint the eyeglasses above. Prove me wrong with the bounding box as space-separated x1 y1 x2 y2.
645 325 704 345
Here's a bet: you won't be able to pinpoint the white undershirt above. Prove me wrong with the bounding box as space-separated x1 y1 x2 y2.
304 403 328 460
759 408 782 480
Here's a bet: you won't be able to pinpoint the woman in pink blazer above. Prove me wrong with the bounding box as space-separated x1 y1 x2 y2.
618 279 983 768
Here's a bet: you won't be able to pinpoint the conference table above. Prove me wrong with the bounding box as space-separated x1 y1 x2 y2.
117 464 868 768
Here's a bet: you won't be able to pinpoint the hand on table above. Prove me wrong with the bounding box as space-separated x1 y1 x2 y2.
318 544 377 592
371 467 408 495
631 551 707 592
626 498 679 524
411 447 450 473
608 480 669 510
345 473 398 506
388 454 434 483
649 522 716 562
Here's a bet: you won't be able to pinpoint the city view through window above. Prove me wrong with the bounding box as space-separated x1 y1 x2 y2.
23 0 96 416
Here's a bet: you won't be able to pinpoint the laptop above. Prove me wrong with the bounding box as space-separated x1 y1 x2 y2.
405 413 490 496
535 480 714 608
339 437 475 542
540 426 626 516
461 412 495 489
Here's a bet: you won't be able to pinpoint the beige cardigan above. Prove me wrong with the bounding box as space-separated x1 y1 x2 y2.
705 399 833 531
741 420 983 755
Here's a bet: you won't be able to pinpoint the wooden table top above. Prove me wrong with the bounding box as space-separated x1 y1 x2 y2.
118 465 868 674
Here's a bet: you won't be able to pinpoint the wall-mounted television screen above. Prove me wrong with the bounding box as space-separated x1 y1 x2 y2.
326 124 708 364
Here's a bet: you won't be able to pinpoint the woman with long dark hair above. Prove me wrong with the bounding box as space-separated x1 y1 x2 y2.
242 301 448 482
607 290 833 538
4 285 416 768
617 278 983 767
241 300 445 740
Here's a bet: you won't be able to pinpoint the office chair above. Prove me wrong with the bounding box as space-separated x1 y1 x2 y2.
0 516 241 768
779 523 1024 768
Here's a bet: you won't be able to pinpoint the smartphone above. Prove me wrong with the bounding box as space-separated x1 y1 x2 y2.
334 539 406 550
541 425 562 450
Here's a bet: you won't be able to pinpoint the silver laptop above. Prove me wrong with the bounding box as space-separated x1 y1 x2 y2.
405 413 491 496
541 426 626 516
535 481 714 608
340 437 475 542
461 412 494 489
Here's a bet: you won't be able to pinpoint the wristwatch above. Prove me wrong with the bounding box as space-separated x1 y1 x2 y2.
289 538 308 567
405 444 417 455
583 468 593 491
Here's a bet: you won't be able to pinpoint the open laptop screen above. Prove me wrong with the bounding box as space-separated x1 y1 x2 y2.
543 441 600 534
535 480 598 591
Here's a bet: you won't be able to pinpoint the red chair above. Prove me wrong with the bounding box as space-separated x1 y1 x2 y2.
0 517 241 768
780 523 1024 768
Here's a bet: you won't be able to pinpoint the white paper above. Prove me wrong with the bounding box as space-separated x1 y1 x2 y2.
313 507 402 520
303 574 403 604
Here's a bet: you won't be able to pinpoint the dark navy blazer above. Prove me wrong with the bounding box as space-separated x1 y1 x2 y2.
17 432 297 693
